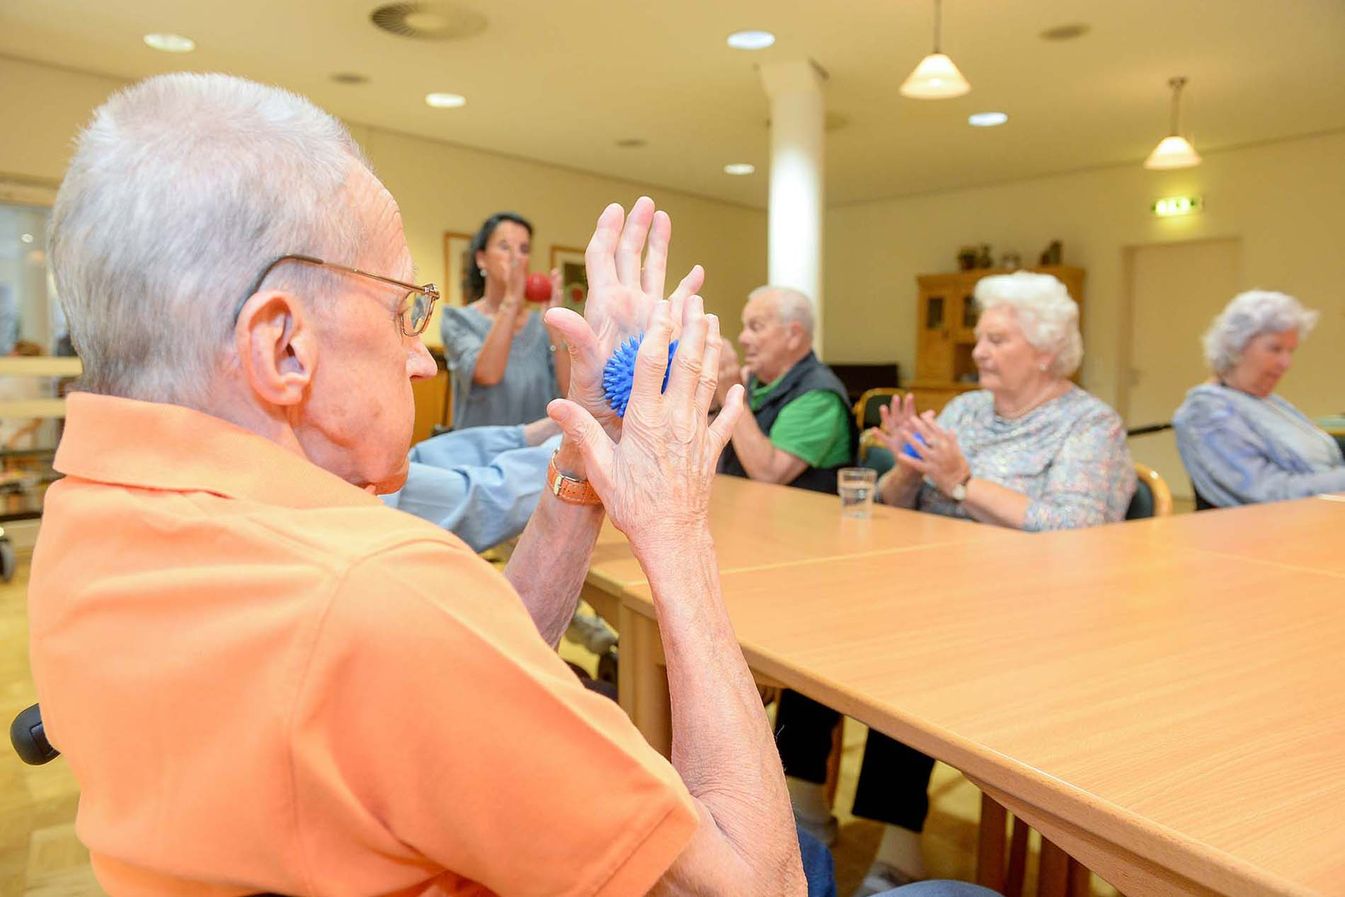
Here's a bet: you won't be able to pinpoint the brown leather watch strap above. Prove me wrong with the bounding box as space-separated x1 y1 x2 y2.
547 453 602 506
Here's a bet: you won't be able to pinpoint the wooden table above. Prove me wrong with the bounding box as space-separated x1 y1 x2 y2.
586 483 1345 897
581 475 1017 742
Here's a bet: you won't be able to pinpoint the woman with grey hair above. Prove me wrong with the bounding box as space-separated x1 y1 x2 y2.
1174 290 1344 507
778 271 1134 893
875 270 1132 529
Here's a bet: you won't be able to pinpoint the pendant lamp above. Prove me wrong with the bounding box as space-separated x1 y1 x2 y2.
900 0 970 99
1144 76 1201 170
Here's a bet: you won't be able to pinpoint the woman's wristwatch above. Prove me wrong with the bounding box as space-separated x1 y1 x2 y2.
948 471 973 503
547 452 602 506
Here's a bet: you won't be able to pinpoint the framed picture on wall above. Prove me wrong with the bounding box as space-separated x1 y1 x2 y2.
442 231 476 307
549 245 588 313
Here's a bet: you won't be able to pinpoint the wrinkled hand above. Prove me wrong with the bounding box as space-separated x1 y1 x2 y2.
873 393 918 454
544 197 703 440
715 337 742 410
894 411 971 496
546 297 744 545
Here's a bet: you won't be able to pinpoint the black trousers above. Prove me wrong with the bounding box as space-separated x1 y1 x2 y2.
775 689 936 833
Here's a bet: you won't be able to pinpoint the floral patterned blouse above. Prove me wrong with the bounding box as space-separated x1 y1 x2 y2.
917 386 1135 531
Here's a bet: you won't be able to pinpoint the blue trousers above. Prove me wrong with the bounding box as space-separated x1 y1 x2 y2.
798 826 1000 897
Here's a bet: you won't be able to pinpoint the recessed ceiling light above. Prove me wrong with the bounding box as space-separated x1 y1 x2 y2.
20 233 34 244
425 92 466 108
331 72 370 85
968 112 1008 127
727 30 775 50
724 163 756 176
1039 23 1090 41
143 33 195 53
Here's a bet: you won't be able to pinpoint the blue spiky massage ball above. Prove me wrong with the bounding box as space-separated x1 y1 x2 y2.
602 333 679 417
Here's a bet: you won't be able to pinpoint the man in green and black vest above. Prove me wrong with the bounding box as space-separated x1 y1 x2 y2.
715 286 856 494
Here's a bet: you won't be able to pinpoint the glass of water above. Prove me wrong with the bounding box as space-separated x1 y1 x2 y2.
838 467 878 518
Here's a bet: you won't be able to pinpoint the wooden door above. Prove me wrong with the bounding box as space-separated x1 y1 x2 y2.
1124 239 1241 500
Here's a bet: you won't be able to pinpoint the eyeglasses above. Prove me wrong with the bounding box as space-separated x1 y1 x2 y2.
243 254 440 336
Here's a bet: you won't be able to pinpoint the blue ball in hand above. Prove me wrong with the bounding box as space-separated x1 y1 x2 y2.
902 432 929 460
602 333 680 417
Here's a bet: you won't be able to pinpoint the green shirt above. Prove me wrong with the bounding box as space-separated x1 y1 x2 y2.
750 377 852 469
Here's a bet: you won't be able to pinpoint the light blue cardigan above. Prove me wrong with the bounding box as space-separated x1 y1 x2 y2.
1173 383 1345 507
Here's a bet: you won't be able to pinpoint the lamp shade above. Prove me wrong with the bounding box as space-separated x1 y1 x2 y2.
1144 135 1201 170
900 53 971 99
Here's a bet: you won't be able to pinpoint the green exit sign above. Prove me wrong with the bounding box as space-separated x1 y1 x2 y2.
1152 195 1203 217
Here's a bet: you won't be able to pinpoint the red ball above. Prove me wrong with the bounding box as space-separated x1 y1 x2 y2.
524 273 552 303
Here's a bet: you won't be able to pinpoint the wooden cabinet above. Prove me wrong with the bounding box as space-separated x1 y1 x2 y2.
910 265 1085 414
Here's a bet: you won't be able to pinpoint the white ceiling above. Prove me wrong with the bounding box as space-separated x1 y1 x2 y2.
2 0 1344 209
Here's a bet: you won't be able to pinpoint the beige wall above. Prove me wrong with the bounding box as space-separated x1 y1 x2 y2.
0 55 766 347
348 124 766 346
825 129 1345 418
6 52 1341 417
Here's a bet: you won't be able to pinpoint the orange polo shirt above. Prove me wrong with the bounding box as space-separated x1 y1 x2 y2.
28 393 696 897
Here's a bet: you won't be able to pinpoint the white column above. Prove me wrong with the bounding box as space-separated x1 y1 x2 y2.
758 60 826 355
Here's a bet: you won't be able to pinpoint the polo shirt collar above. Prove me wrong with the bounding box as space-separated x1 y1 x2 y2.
54 392 382 510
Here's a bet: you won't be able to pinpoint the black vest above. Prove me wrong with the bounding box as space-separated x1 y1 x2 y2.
718 352 857 494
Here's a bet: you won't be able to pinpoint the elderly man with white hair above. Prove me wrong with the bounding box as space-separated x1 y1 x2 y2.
1174 289 1345 507
777 272 1133 894
27 71 1006 897
27 71 809 897
715 285 856 492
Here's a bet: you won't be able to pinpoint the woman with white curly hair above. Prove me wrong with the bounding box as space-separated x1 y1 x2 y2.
874 270 1133 529
1174 290 1344 507
776 272 1134 893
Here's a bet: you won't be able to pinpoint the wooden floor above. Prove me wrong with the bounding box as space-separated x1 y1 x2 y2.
1 556 103 897
7 559 1121 897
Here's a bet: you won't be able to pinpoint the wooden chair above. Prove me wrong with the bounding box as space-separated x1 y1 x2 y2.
857 429 896 477
1125 462 1172 519
853 387 901 433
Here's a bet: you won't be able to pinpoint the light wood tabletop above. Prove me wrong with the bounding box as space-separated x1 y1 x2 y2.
591 485 1345 897
585 473 1020 592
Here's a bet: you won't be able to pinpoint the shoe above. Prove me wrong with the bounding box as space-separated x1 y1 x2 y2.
851 862 921 897
793 809 839 847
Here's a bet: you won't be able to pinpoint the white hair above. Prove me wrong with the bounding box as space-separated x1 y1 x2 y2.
1201 290 1318 374
748 285 815 338
974 272 1083 378
51 72 371 406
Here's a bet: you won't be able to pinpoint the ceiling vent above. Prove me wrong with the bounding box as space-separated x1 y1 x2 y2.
369 2 487 41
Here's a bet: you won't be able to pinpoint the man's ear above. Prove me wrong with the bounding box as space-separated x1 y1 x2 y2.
234 290 317 407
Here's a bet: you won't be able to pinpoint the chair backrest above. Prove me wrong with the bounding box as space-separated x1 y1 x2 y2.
853 387 901 431
857 431 896 478
1126 462 1173 519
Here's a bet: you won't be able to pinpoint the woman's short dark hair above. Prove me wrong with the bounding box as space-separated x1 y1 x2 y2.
468 212 533 299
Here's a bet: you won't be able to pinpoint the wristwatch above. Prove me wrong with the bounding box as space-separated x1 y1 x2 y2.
949 472 972 503
547 453 602 506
